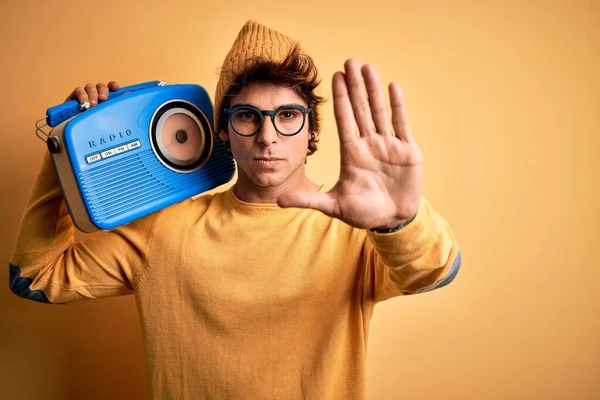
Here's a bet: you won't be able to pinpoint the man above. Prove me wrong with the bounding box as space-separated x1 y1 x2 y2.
9 20 461 399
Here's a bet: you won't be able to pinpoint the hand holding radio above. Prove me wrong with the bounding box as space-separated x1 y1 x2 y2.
64 81 121 106
36 80 236 232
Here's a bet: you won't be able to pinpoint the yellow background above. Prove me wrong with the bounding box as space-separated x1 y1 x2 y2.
1 0 598 399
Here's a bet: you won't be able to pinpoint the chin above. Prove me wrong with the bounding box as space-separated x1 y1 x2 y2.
238 161 304 189
250 171 287 188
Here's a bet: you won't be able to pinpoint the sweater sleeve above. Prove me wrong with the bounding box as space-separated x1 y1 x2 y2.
7 152 161 304
361 196 462 304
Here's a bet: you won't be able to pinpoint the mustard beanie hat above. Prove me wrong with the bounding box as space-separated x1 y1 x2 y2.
213 20 301 133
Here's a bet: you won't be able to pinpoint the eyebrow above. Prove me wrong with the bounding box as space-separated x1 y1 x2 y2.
229 103 308 109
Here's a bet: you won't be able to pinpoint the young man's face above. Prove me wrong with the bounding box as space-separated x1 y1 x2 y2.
218 82 311 191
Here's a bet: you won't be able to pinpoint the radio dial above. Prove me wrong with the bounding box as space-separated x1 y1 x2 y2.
47 137 61 154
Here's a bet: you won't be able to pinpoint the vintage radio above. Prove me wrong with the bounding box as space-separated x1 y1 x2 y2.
35 80 236 233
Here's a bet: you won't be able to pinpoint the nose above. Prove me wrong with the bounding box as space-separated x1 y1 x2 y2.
256 115 279 146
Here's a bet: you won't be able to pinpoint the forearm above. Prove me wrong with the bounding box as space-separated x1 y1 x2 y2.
8 152 156 304
10 152 74 266
363 197 462 303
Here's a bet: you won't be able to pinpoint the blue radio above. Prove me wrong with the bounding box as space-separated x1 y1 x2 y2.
35 80 236 233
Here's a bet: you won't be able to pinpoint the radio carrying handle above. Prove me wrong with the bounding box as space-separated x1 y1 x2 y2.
45 80 165 128
35 80 166 144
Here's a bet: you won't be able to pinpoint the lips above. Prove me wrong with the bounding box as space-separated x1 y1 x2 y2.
252 156 285 168
253 157 284 161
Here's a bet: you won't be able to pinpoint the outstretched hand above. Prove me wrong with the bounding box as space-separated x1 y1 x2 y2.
277 59 423 230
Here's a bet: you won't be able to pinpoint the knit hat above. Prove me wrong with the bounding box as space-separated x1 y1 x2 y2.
213 20 301 133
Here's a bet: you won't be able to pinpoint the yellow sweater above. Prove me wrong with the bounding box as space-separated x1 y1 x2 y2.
9 153 462 400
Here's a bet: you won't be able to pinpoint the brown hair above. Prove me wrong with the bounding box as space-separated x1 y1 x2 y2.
217 45 325 156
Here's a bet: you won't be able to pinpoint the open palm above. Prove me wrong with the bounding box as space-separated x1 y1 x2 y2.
278 59 423 230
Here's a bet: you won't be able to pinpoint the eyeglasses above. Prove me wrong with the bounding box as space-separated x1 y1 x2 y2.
223 104 311 137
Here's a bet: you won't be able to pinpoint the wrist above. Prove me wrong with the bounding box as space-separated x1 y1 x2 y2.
369 214 417 234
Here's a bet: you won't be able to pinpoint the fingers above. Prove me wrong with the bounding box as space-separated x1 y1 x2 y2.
98 81 120 101
97 82 109 102
85 83 99 106
337 59 394 139
108 81 120 92
344 59 374 137
65 81 120 105
389 82 414 142
362 64 391 136
65 86 88 104
277 190 338 218
332 71 357 145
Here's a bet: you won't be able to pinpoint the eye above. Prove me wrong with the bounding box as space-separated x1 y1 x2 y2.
234 109 259 121
277 109 301 120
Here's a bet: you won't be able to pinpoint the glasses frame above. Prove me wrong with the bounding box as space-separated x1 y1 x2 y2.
223 104 312 137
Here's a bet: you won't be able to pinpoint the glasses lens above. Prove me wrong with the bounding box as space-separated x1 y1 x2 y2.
231 108 261 136
274 107 305 135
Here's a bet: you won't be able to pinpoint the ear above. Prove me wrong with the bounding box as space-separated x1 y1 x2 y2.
218 130 230 142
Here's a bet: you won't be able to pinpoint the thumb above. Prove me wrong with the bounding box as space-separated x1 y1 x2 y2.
277 190 338 217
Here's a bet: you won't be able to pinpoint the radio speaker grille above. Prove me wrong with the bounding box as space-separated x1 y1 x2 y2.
78 146 233 222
